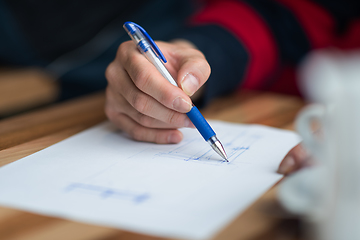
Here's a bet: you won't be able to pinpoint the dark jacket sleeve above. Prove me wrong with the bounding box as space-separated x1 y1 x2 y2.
172 0 360 105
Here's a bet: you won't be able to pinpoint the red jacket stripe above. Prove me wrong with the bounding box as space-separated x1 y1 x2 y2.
191 0 278 90
276 0 335 49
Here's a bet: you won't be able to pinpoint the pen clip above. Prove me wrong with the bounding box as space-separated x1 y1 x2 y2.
124 21 167 63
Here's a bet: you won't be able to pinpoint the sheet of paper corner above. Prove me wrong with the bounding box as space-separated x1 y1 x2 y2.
0 120 300 240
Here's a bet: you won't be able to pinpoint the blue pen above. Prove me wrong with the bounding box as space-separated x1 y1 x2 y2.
123 22 228 161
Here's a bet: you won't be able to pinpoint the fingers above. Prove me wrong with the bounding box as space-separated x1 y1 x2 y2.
105 87 185 144
105 39 208 144
173 41 211 97
108 109 184 144
277 144 313 175
118 41 192 113
159 39 211 97
105 85 192 129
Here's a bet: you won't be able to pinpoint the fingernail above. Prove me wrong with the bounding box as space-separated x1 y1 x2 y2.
278 156 295 174
184 118 195 128
181 73 199 96
168 132 182 144
173 97 192 112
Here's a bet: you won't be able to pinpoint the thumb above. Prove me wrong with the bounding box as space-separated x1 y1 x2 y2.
171 40 211 97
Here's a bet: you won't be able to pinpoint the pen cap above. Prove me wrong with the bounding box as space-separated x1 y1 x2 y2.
123 21 167 63
186 106 215 141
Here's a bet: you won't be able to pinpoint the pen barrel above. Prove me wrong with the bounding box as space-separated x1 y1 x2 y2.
143 48 178 87
186 106 215 141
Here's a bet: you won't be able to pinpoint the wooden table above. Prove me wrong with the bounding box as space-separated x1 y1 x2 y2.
0 68 59 118
0 90 305 240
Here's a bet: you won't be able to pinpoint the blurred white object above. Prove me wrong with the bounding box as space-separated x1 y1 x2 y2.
279 49 360 240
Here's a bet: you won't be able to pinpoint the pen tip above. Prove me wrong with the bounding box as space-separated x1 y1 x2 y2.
211 142 228 161
220 147 228 162
208 136 228 162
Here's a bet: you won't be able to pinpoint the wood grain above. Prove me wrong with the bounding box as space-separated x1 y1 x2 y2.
0 91 106 150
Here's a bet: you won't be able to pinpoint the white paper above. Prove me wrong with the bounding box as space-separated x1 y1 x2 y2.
0 121 300 239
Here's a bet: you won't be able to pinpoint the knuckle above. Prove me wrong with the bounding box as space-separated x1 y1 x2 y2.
137 113 152 127
157 93 172 107
191 55 209 69
117 41 131 57
117 41 137 67
190 58 205 69
190 59 211 82
188 49 210 70
191 48 205 58
130 126 145 142
183 48 204 60
132 66 152 90
105 62 117 83
126 49 139 65
131 93 149 114
166 111 183 126
197 50 207 60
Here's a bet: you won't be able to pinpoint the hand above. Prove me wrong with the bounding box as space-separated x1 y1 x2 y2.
277 143 313 175
105 40 210 144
